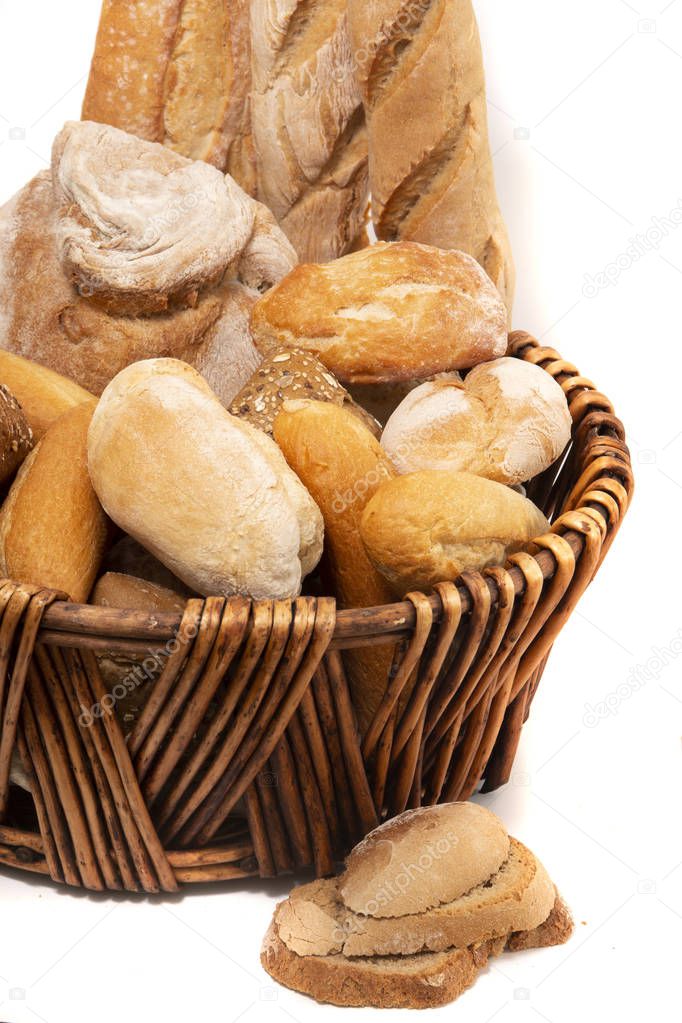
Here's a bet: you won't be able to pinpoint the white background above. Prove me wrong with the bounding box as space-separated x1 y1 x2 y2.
0 1 680 1021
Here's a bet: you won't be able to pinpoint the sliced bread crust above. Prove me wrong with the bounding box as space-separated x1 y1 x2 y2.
275 838 556 958
262 895 573 1009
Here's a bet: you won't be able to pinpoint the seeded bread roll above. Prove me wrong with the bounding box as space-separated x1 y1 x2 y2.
230 347 380 438
0 401 109 602
273 399 396 732
341 802 510 918
0 351 93 441
87 360 323 600
251 242 507 384
0 385 33 486
381 358 572 485
360 471 550 595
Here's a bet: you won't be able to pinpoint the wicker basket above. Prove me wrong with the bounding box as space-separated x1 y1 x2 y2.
0 332 633 893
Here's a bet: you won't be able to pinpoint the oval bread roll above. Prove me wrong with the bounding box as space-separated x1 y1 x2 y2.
0 350 93 440
87 359 323 600
360 471 550 595
251 242 507 385
273 399 396 733
382 358 572 485
0 400 109 602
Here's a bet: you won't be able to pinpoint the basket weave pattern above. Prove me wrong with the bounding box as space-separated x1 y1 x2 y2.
0 332 633 892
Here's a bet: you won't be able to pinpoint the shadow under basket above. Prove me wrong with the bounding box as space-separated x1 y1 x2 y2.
0 332 633 894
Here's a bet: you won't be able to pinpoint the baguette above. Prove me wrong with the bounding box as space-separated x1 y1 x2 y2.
82 0 253 182
347 0 515 311
0 401 109 602
249 0 369 261
273 399 396 732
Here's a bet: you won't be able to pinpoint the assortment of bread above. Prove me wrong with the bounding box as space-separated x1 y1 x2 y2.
262 802 573 1008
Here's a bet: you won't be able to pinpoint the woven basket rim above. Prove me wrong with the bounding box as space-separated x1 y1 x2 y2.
26 331 633 654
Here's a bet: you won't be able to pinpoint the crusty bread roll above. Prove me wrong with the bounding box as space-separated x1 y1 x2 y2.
341 802 509 918
360 471 550 595
82 0 253 181
0 401 109 602
382 358 572 485
273 399 396 732
87 360 323 600
0 385 33 486
251 242 507 385
347 0 515 312
0 122 297 398
249 0 369 262
0 351 93 441
230 347 380 438
91 572 187 614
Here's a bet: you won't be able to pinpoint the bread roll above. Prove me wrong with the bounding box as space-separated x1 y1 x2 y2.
91 573 187 614
360 471 550 595
101 536 194 599
0 123 296 397
230 347 380 438
382 358 572 485
87 360 323 600
347 0 515 312
82 0 253 181
0 351 93 441
0 401 109 602
0 385 33 486
251 242 507 384
273 400 396 732
341 803 510 918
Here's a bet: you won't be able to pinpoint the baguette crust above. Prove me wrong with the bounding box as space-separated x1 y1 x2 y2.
348 0 515 309
262 894 573 1009
249 0 369 261
82 0 253 178
0 352 92 442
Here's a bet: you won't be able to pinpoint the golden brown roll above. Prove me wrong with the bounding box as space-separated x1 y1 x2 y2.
0 351 93 441
273 399 397 732
251 242 507 385
360 471 550 595
0 401 110 602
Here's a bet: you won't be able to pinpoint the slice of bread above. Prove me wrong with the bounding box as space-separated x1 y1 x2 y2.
275 838 556 958
261 894 573 1009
